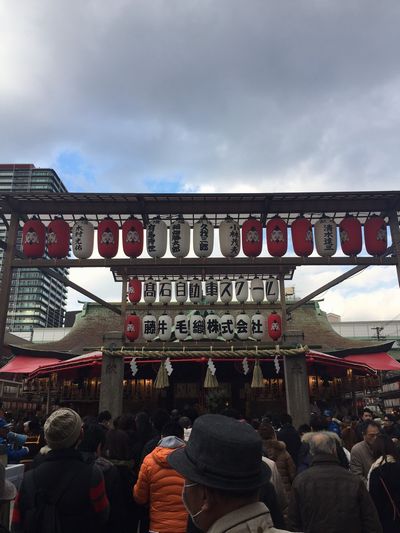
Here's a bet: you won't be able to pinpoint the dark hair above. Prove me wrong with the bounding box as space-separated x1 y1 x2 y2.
383 414 396 423
79 423 106 453
104 428 130 460
258 422 275 441
178 416 192 429
220 408 240 420
280 413 293 425
361 420 381 435
161 421 184 439
118 413 136 432
371 433 400 461
98 410 112 423
298 423 311 435
310 414 329 432
362 408 373 415
150 409 170 433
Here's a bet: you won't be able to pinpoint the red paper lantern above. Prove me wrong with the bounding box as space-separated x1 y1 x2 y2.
22 217 46 258
266 216 287 257
339 215 362 256
364 215 387 256
291 216 313 257
122 216 143 258
268 312 282 341
98 217 119 258
128 277 142 304
242 217 262 257
47 218 70 258
125 313 141 342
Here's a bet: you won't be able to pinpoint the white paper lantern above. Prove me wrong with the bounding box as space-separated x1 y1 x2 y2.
190 313 205 341
174 313 189 340
170 217 190 258
175 277 188 304
265 277 279 303
236 313 251 340
220 277 233 304
189 278 203 303
315 217 337 257
147 217 167 258
142 314 157 341
205 277 218 304
220 313 235 340
251 312 265 340
144 277 157 304
159 277 172 304
205 313 220 340
219 216 240 258
71 218 94 259
251 277 264 303
158 314 172 341
235 276 248 303
193 216 214 258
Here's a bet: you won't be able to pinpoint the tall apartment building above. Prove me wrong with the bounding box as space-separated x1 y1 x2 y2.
0 164 69 332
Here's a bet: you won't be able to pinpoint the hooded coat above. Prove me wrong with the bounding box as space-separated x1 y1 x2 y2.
262 439 296 497
133 436 187 533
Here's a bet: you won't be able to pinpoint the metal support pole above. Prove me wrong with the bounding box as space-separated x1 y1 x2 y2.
0 213 19 352
388 211 400 287
278 274 287 336
98 276 127 419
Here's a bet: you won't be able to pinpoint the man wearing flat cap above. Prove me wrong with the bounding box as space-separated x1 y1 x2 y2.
12 408 109 533
168 414 292 533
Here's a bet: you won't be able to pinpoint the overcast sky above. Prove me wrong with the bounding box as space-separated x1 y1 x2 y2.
1 1 400 322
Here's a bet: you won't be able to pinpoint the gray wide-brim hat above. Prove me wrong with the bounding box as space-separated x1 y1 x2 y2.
0 463 17 501
168 414 270 492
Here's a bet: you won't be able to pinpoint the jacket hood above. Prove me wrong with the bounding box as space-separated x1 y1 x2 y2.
153 437 185 468
263 439 286 453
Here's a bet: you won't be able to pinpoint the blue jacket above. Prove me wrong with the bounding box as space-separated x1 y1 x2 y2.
0 435 29 463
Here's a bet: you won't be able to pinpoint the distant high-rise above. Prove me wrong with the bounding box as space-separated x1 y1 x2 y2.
0 164 69 332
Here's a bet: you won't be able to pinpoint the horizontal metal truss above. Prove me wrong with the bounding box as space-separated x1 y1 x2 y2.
1 190 400 226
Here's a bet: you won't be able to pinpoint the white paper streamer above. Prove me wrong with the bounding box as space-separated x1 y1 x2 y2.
165 357 173 376
130 357 138 377
274 354 280 374
242 357 249 375
208 358 216 376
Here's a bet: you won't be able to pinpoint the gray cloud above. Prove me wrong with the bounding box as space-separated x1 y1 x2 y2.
1 0 400 194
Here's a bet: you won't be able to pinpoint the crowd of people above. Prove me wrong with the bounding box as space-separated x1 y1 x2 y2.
0 404 399 532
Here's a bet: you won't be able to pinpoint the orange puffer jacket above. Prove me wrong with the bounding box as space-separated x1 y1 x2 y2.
133 437 188 533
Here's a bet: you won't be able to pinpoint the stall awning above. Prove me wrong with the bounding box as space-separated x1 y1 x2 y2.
344 352 400 372
0 355 62 374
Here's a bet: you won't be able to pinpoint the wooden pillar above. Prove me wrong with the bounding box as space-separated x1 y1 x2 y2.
0 213 19 352
98 275 127 419
278 274 287 336
388 210 400 287
283 353 310 428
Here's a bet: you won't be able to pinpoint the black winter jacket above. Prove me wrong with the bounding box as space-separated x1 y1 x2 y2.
369 461 400 533
288 453 382 533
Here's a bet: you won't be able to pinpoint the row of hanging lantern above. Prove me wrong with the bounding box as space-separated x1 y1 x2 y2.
127 276 279 305
21 213 388 259
124 310 282 342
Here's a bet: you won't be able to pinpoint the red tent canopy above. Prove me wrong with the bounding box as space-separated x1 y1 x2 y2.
0 355 62 374
344 352 400 372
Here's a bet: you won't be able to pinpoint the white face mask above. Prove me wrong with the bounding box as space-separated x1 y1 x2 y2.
182 482 204 526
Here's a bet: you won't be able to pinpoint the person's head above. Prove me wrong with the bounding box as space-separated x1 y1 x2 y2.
151 409 170 434
44 408 82 450
178 416 192 429
382 414 396 428
118 413 136 433
323 409 333 422
97 410 112 429
104 428 130 460
309 431 337 456
258 422 276 441
298 423 311 437
79 423 106 456
171 409 180 421
168 414 269 531
280 413 293 426
0 417 12 438
309 414 329 432
362 420 381 446
161 421 184 440
361 408 373 422
371 433 400 462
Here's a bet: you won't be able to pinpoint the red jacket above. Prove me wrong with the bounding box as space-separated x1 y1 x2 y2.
133 437 187 533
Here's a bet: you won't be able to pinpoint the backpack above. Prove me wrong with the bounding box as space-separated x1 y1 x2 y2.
23 467 81 533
